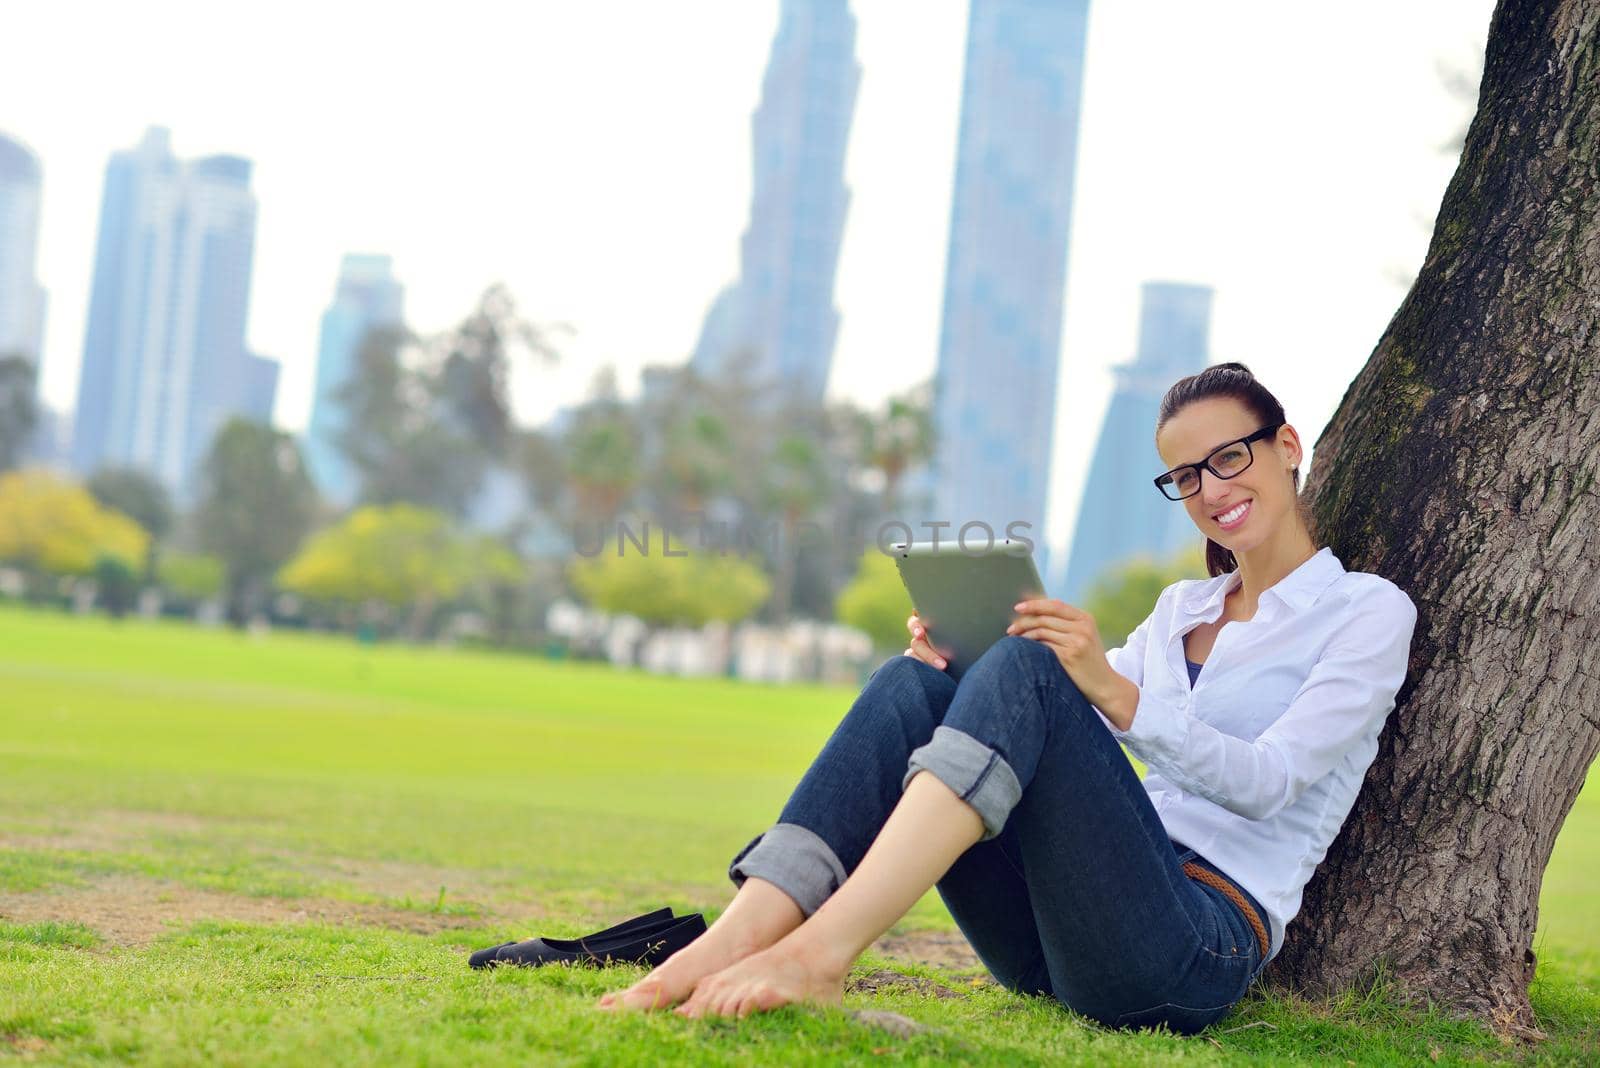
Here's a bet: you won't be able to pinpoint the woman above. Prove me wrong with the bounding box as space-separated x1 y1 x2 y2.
598 362 1419 1034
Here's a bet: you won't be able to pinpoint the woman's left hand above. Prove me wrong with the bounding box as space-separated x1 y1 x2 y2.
1006 598 1126 718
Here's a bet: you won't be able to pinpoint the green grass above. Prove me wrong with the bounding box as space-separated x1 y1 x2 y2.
0 602 1595 1065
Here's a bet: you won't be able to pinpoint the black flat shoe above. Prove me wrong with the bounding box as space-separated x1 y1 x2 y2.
467 908 681 965
467 941 518 969
490 912 706 969
468 907 676 970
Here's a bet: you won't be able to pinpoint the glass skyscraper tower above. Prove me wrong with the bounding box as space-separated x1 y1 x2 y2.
0 132 46 366
72 127 275 499
304 254 405 506
1057 282 1215 604
929 0 1091 585
689 0 860 408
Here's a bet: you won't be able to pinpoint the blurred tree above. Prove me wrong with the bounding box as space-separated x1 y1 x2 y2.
278 503 520 639
627 364 740 521
861 380 935 513
834 547 915 653
157 551 225 607
92 555 139 618
335 286 566 519
1080 545 1208 651
433 283 565 459
564 369 642 524
86 466 173 582
568 541 769 645
0 355 38 472
513 427 567 514
759 427 832 623
657 409 736 516
194 419 318 626
0 470 147 592
333 325 484 516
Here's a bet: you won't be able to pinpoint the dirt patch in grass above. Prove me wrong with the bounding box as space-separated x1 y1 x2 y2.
2 809 989 976
0 876 490 947
1 808 217 853
1 872 986 979
2 1032 51 1056
847 968 965 999
874 928 983 972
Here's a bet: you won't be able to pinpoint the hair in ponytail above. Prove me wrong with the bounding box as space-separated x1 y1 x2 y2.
1156 361 1308 577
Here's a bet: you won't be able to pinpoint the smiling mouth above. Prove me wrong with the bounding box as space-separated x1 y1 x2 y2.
1213 499 1252 528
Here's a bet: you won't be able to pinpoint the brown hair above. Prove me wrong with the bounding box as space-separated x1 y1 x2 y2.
1156 361 1311 577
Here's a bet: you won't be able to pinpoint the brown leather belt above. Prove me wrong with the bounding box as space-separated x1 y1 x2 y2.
1183 861 1269 959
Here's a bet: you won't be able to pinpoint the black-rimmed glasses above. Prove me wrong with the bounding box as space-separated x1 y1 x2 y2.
1153 423 1284 501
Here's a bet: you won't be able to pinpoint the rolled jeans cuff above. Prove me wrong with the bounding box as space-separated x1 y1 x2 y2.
902 724 1022 841
727 821 848 917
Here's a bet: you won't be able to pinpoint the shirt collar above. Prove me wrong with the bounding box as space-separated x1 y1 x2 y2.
1177 546 1345 620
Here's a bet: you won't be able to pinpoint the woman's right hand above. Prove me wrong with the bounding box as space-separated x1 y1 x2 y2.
904 613 949 671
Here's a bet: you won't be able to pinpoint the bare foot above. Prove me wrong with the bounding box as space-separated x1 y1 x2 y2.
596 877 806 1012
595 925 767 1012
673 938 849 1019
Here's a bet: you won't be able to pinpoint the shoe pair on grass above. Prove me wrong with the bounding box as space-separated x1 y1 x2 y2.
468 907 705 970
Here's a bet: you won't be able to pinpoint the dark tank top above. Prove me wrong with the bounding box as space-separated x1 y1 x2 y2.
1185 658 1203 688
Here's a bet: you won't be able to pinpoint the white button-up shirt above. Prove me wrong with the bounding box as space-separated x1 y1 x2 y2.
1093 546 1418 964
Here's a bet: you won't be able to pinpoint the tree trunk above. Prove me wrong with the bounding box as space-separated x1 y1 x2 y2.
771 508 801 624
1265 0 1600 1034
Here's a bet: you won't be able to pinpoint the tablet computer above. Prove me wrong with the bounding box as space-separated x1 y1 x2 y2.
890 538 1047 681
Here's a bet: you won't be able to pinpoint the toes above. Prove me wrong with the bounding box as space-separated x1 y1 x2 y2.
677 979 715 1018
625 977 680 1012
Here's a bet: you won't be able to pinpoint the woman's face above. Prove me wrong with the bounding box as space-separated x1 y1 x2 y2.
1155 396 1301 554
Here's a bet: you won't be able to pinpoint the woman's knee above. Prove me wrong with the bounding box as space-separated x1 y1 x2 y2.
859 654 953 727
976 636 1092 704
980 634 1064 677
870 652 960 694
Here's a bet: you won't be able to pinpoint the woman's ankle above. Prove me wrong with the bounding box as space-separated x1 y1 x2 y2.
708 877 806 955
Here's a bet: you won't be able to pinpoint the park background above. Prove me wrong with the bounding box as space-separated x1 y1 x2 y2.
2 0 1596 1064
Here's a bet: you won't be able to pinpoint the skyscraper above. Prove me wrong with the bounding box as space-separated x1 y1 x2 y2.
239 351 281 427
0 132 46 365
304 254 404 506
1057 282 1215 604
72 127 270 498
689 0 860 408
929 0 1092 586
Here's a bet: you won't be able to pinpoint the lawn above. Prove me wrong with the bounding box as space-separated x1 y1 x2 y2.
0 603 1595 1065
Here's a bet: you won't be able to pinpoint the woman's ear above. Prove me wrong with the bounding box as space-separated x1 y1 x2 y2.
1279 425 1302 469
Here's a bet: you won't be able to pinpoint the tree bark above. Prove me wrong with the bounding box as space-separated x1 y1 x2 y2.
1264 0 1600 1034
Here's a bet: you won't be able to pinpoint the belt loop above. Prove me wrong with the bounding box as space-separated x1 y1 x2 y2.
1182 861 1269 959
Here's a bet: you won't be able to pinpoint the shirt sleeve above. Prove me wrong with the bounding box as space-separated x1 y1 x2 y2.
1114 586 1418 821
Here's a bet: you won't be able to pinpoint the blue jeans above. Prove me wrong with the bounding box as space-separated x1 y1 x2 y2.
727 635 1270 1034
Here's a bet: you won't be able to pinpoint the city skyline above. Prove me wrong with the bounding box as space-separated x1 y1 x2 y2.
304 253 406 506
4 0 1493 571
71 126 277 499
930 0 1092 591
690 0 861 408
0 132 46 366
1059 281 1215 603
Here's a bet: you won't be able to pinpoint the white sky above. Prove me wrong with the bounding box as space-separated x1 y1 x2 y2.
4 0 1493 560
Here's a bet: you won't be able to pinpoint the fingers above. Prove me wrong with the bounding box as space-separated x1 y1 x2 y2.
903 619 948 670
1006 613 1072 638
904 614 945 668
1013 598 1085 620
